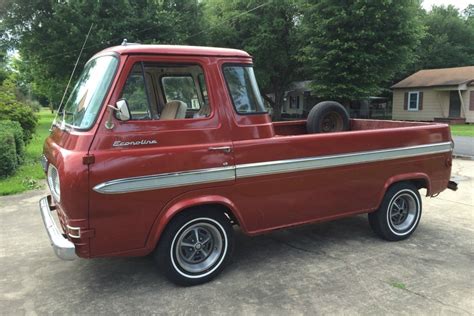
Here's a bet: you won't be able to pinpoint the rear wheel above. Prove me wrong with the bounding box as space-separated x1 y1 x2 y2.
155 210 234 286
369 182 422 241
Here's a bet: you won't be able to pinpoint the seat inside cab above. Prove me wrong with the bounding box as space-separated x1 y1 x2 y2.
119 63 211 120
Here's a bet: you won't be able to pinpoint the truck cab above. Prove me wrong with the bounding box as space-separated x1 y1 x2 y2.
40 44 454 285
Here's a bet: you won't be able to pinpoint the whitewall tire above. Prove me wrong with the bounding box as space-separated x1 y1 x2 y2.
369 182 422 241
155 209 234 286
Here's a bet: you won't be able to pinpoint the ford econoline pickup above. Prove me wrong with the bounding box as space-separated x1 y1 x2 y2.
40 44 456 285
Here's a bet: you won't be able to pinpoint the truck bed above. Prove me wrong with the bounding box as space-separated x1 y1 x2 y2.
273 119 443 136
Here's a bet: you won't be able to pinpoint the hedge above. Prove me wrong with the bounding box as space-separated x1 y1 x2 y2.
0 99 38 144
0 128 17 178
0 120 25 164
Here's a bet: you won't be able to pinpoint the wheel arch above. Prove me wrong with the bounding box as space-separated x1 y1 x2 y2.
375 173 431 211
145 195 245 252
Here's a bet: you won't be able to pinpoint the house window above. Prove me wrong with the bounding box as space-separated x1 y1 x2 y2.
408 91 420 111
289 96 300 109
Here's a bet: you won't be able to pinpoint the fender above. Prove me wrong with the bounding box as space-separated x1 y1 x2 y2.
373 172 431 211
144 195 246 252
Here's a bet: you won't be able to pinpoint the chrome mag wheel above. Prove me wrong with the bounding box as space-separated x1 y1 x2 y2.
172 219 226 277
389 193 418 231
369 183 422 241
156 211 234 286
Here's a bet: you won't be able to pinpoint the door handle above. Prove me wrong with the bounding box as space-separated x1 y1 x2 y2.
208 146 232 153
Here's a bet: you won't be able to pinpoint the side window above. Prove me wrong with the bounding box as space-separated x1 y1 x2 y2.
119 62 211 121
120 63 152 120
198 73 209 107
223 65 267 114
161 76 200 110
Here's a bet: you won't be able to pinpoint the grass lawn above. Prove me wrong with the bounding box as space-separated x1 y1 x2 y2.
0 108 55 195
450 124 474 137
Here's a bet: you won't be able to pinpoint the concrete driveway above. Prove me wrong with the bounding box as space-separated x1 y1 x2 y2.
453 136 474 158
1 160 473 315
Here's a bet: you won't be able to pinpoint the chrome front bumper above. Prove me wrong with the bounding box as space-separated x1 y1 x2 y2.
39 196 77 260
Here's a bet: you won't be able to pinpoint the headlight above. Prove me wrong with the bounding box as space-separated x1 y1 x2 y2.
47 164 61 202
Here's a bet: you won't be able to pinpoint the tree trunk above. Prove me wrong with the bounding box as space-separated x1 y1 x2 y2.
272 89 284 121
262 94 276 107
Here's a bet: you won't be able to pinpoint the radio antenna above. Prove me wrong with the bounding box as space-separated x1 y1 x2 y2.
52 23 94 129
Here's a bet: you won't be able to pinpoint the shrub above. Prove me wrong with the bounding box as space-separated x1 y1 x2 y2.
0 129 18 178
0 101 38 143
0 80 38 143
27 100 42 112
0 120 25 164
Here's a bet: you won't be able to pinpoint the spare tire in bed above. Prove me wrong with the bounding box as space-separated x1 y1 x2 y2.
306 101 350 133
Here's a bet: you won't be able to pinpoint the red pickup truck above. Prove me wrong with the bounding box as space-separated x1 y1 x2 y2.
40 44 456 285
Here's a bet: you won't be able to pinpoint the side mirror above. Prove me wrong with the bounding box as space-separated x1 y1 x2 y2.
115 99 131 121
105 99 131 129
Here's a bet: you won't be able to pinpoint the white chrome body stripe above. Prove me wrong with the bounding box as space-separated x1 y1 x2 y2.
237 141 452 178
93 142 451 194
93 166 236 194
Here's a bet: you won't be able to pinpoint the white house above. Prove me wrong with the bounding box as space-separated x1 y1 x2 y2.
391 66 474 123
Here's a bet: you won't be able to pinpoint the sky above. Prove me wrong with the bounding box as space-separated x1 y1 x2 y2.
422 0 473 11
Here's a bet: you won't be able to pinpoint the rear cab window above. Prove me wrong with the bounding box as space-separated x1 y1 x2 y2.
162 76 198 109
223 65 267 115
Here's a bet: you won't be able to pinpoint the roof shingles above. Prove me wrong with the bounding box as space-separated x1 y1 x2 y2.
392 66 474 89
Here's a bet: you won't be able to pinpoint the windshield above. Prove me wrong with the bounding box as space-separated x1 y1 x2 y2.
57 55 118 129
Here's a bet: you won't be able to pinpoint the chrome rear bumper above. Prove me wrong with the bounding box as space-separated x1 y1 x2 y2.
39 196 77 260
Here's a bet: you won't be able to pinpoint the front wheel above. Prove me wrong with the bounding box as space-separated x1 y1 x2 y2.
155 210 234 286
368 182 422 241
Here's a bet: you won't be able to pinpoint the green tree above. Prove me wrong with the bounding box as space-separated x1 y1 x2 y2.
0 48 10 85
464 4 474 19
0 0 205 108
204 0 302 119
415 5 474 70
300 0 424 102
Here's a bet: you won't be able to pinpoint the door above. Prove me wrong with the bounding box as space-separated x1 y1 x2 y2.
449 91 461 117
88 55 234 256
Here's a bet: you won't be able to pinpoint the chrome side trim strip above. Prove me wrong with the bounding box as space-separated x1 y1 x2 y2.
93 166 236 194
236 142 452 178
93 142 451 194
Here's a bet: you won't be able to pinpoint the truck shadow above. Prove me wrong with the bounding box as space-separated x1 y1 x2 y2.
228 214 377 273
27 212 456 314
76 214 376 290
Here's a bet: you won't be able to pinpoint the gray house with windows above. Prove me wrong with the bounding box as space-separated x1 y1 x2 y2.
274 81 391 120
280 81 314 117
391 66 474 123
